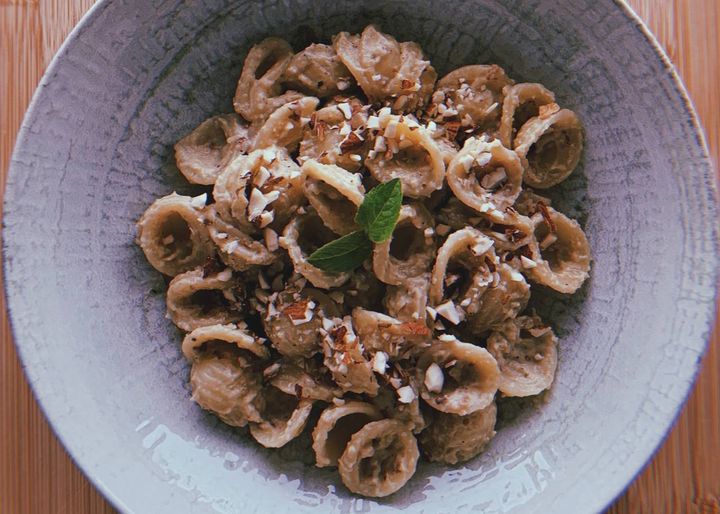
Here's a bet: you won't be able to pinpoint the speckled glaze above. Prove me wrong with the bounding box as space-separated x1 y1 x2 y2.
3 0 717 513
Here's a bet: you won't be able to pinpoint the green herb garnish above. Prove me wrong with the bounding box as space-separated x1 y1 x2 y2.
307 178 402 272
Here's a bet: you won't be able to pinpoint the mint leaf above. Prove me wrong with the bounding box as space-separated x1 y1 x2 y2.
355 178 402 243
307 230 373 272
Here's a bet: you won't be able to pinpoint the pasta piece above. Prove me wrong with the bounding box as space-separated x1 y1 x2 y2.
514 106 583 188
433 64 513 133
205 206 276 271
322 317 379 396
279 211 352 289
338 419 419 498
429 227 497 324
446 137 523 219
487 315 558 397
183 324 269 426
166 266 245 331
418 338 500 415
301 159 366 235
249 385 314 448
333 25 436 112
263 287 341 358
266 359 341 402
181 322 269 362
233 38 303 124
353 308 430 359
418 401 496 464
383 272 431 322
136 193 214 276
299 102 370 172
525 206 591 294
174 113 252 185
498 83 556 149
282 43 354 97
373 203 435 285
462 263 530 336
365 113 445 198
213 147 304 233
312 401 383 467
252 96 319 153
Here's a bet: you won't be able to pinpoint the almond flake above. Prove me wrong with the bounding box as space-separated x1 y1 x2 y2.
425 306 437 320
510 271 525 282
162 234 175 245
476 152 493 167
264 228 279 251
216 268 233 282
372 351 388 374
224 240 239 253
436 300 463 325
262 148 276 163
520 256 537 269
373 136 387 152
247 188 268 219
337 103 353 120
459 154 475 172
190 193 207 208
384 120 398 139
349 154 362 162
427 120 437 132
366 116 380 129
424 363 445 393
437 334 457 342
396 385 415 404
540 233 558 250
254 166 271 187
424 227 434 238
339 123 352 136
378 106 392 118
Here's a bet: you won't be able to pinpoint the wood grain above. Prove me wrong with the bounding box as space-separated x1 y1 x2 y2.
0 1 717 513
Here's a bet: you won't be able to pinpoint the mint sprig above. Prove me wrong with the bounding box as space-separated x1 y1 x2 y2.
355 178 403 243
307 230 373 272
307 178 403 272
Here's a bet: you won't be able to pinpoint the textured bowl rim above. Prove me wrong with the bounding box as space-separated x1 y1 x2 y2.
3 1 718 513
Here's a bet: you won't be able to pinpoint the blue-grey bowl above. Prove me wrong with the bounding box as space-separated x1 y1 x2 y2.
3 0 717 513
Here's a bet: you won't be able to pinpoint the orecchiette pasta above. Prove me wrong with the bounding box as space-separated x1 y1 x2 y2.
166 266 245 331
263 287 341 358
524 205 591 294
213 147 304 234
498 83 556 149
312 401 383 467
138 24 590 498
298 102 370 172
446 137 524 219
487 315 558 397
433 65 513 133
419 401 497 464
514 106 584 188
136 193 215 276
249 385 314 448
338 419 420 497
183 323 269 426
175 113 252 185
251 96 319 152
365 112 445 198
333 25 436 112
373 203 435 285
233 37 304 124
419 338 500 415
301 159 365 235
282 43 354 98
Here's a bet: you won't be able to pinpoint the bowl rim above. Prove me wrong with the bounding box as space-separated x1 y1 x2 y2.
3 1 718 513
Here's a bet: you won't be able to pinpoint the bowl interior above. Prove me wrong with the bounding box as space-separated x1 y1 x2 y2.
4 0 717 513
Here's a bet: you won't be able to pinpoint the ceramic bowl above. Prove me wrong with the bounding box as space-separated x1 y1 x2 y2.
4 0 717 513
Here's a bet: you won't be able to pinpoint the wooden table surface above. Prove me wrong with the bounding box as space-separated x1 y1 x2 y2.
1 1 718 512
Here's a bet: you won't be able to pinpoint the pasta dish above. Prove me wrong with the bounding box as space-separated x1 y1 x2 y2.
136 25 589 497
